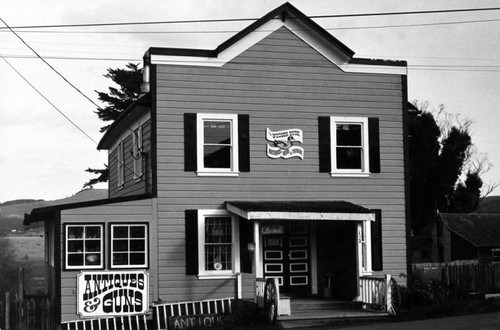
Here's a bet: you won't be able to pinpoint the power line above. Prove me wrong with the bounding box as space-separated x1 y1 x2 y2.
4 54 500 72
0 17 103 111
0 54 98 145
2 6 500 31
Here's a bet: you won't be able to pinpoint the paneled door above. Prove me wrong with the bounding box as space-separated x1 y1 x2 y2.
262 223 310 294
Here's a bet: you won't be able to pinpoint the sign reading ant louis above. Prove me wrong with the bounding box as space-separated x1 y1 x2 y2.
77 270 149 317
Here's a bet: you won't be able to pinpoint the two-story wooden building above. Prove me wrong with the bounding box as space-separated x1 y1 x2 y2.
25 3 411 326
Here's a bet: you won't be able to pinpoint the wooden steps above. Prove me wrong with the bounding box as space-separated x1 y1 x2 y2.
278 297 390 329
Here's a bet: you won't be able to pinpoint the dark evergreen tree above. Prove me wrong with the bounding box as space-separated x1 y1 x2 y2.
95 63 142 132
83 63 142 188
408 105 482 235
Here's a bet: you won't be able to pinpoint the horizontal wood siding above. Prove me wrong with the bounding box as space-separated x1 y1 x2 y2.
154 27 408 301
109 120 152 198
59 199 154 322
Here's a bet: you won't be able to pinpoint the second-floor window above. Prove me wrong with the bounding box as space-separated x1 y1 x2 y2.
117 140 125 187
132 125 143 180
197 114 239 176
331 117 369 175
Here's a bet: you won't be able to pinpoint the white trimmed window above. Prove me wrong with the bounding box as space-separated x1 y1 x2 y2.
358 221 372 275
196 114 239 176
110 223 148 269
132 125 143 180
330 117 369 176
117 140 125 187
198 210 240 277
65 224 104 270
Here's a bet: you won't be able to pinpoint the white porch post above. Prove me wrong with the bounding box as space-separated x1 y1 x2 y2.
254 221 262 277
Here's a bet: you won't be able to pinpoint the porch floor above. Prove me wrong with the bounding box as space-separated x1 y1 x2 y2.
278 296 390 328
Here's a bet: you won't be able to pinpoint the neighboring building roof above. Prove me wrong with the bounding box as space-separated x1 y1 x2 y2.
97 93 151 150
440 213 500 247
226 200 374 221
24 193 153 225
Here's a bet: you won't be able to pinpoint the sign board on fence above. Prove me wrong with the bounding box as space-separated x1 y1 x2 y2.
168 313 230 329
77 270 149 318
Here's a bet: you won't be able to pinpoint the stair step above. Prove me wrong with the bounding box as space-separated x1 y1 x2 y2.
279 309 390 329
290 299 352 311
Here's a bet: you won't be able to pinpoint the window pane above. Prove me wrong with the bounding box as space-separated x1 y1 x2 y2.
85 226 101 239
113 240 128 251
130 239 145 251
204 121 231 144
85 254 100 266
68 241 83 252
85 240 100 252
204 146 231 168
114 226 128 238
68 254 83 266
68 227 83 239
337 124 362 146
130 253 145 265
205 217 232 243
337 148 362 169
130 226 145 238
113 253 128 265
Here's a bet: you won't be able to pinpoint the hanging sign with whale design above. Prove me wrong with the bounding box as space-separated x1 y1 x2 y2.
266 128 304 159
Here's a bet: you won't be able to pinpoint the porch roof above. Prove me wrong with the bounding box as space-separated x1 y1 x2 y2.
225 201 374 221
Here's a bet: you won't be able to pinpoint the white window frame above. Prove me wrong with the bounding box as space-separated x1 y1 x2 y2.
357 221 372 275
196 113 239 176
330 116 369 177
110 223 149 269
65 224 104 270
132 124 143 181
116 140 125 188
197 209 240 278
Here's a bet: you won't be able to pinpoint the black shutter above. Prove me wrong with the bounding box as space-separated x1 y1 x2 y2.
184 113 197 171
185 209 198 275
371 209 383 271
239 218 253 274
368 118 380 173
318 116 331 172
238 114 250 172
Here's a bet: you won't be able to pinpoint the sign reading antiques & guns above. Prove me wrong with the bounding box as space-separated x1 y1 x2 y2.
77 270 149 317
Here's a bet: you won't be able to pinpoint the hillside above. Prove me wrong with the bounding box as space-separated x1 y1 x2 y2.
0 188 108 236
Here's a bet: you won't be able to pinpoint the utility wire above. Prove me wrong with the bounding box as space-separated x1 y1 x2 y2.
0 54 98 145
2 6 500 30
0 17 103 111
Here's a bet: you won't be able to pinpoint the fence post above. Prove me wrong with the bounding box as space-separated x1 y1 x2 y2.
5 291 10 330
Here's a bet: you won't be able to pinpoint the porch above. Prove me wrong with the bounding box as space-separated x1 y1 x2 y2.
255 275 400 327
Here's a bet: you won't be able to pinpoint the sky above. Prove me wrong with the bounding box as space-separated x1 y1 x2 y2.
1 0 500 202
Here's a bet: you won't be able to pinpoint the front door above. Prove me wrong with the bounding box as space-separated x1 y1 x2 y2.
262 222 310 294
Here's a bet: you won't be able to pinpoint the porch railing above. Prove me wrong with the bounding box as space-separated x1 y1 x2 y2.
358 274 400 316
152 298 233 330
61 314 149 330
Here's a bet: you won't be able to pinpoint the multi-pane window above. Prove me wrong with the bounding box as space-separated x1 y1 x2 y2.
197 114 239 175
205 217 233 271
331 117 369 175
111 224 148 269
65 224 103 269
198 210 239 276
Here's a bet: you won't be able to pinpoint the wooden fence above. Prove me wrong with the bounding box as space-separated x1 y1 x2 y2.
413 262 497 296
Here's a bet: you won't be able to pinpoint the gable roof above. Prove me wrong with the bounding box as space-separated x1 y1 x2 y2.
440 213 500 247
147 3 407 73
97 92 151 150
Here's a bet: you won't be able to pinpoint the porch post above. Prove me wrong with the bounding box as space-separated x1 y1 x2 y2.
254 221 262 277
